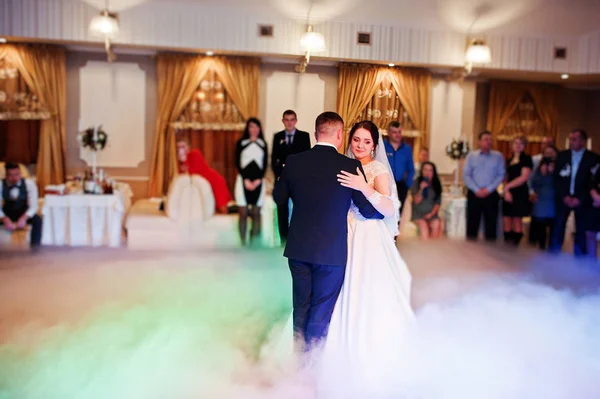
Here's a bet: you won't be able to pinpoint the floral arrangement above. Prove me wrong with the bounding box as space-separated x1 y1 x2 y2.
445 138 469 160
78 126 108 151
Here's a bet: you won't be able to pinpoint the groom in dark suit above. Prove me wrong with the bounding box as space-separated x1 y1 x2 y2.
273 111 383 351
551 128 600 256
271 110 312 243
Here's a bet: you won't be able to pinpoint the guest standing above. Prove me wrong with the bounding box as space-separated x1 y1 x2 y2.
463 131 505 242
235 118 268 246
528 135 556 245
0 162 42 251
502 136 533 246
550 129 599 256
271 110 311 243
384 121 415 213
530 155 556 250
411 161 442 239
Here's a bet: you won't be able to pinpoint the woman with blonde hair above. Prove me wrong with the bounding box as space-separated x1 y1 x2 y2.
502 135 533 246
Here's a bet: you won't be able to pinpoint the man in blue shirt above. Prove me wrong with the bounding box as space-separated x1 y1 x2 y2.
463 131 505 241
383 121 415 213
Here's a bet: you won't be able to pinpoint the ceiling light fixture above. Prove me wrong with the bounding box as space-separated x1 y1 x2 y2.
296 0 326 74
388 63 395 67
89 1 119 62
561 73 569 80
464 38 491 74
0 38 7 43
206 51 214 56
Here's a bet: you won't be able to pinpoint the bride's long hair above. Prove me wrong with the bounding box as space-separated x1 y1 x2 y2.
346 120 401 237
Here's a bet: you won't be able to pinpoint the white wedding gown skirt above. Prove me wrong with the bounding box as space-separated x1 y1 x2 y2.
264 216 416 397
318 216 416 397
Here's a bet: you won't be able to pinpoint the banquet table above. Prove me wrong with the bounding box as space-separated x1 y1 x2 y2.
41 184 133 247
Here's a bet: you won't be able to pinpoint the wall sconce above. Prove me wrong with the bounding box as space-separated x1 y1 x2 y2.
89 3 119 62
464 39 491 74
296 24 326 73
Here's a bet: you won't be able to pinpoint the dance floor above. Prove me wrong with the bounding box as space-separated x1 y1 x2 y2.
1 239 600 398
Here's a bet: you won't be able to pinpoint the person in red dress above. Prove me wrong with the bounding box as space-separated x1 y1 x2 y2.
177 139 232 214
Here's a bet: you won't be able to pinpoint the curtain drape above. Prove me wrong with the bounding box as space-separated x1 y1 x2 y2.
389 67 431 156
148 55 212 197
337 63 431 157
357 74 402 128
173 69 245 131
528 84 559 138
486 82 527 138
0 56 51 120
149 54 260 196
337 64 385 149
486 81 558 148
0 44 66 190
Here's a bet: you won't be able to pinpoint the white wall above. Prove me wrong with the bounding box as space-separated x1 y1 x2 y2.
79 60 147 168
259 63 339 153
429 79 469 174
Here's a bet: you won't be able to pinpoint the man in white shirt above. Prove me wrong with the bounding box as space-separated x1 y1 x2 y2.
1 162 42 250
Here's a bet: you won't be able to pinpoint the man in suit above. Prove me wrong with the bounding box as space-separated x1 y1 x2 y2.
273 111 383 351
550 129 600 256
1 162 42 251
271 110 311 243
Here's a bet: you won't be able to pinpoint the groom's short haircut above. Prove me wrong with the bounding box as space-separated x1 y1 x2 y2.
315 111 344 138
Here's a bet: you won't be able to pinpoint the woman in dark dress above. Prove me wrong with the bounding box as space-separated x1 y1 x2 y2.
502 136 533 246
586 165 600 259
234 118 268 246
411 162 443 239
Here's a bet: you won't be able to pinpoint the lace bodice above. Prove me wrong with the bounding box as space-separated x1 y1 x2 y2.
349 160 391 220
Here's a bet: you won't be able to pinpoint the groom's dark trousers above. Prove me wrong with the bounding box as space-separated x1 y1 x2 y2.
288 259 346 346
273 143 383 350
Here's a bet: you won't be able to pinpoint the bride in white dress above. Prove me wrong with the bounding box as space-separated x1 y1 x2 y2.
317 120 416 397
266 121 416 398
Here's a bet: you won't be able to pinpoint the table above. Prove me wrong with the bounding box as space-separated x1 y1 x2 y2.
41 184 132 247
442 195 467 238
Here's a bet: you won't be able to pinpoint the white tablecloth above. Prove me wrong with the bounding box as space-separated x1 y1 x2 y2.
443 194 505 239
443 195 467 238
41 185 132 247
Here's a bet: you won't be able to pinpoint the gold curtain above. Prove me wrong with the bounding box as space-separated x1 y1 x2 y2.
356 74 402 127
211 57 260 120
389 67 431 156
486 81 527 137
338 63 431 157
528 84 559 138
337 64 385 148
173 69 245 131
148 54 260 196
0 44 66 190
0 56 50 120
487 81 559 159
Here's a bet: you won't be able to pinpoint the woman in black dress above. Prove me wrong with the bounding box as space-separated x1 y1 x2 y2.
234 118 268 246
502 136 533 246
